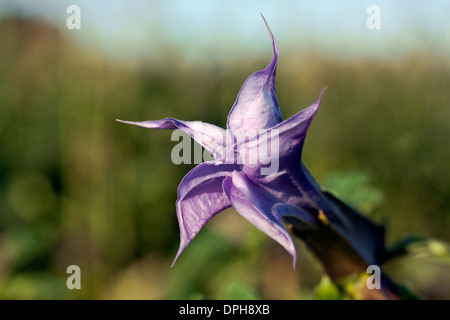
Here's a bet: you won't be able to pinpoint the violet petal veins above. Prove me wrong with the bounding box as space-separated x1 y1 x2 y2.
227 15 282 131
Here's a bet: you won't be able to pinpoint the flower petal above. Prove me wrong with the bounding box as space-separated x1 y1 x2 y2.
271 87 326 158
227 15 283 130
222 171 297 268
272 203 319 230
254 169 321 211
116 118 227 161
172 161 240 266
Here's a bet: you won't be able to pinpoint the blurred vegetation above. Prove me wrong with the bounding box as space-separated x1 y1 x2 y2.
0 17 449 300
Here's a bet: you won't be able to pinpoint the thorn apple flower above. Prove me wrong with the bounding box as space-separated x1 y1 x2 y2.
117 15 386 269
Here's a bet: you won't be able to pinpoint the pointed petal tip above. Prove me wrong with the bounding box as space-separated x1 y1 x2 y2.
170 257 178 268
311 86 328 113
170 239 189 268
170 251 180 268
260 13 277 57
116 119 134 125
288 241 297 271
317 86 327 103
260 13 273 39
283 241 297 271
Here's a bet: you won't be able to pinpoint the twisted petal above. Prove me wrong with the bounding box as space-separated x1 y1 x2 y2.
222 171 298 268
117 118 227 161
258 89 330 211
227 15 282 131
233 88 326 183
272 87 326 158
172 161 240 266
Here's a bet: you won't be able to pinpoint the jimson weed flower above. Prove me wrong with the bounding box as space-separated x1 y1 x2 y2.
117 16 387 271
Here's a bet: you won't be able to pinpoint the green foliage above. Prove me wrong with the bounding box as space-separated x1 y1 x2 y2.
322 171 384 215
0 273 69 300
313 276 348 300
167 230 238 299
225 281 260 300
393 237 450 263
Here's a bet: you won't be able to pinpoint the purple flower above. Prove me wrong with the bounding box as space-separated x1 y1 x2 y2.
118 16 386 268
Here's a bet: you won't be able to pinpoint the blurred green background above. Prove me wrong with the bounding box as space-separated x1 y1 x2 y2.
0 1 449 299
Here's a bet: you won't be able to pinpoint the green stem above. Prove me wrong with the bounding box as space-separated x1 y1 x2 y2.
289 222 400 300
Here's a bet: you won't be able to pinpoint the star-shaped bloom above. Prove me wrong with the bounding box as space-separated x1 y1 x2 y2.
118 16 386 268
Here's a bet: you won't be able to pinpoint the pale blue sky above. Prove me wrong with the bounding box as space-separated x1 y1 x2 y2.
1 0 449 65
